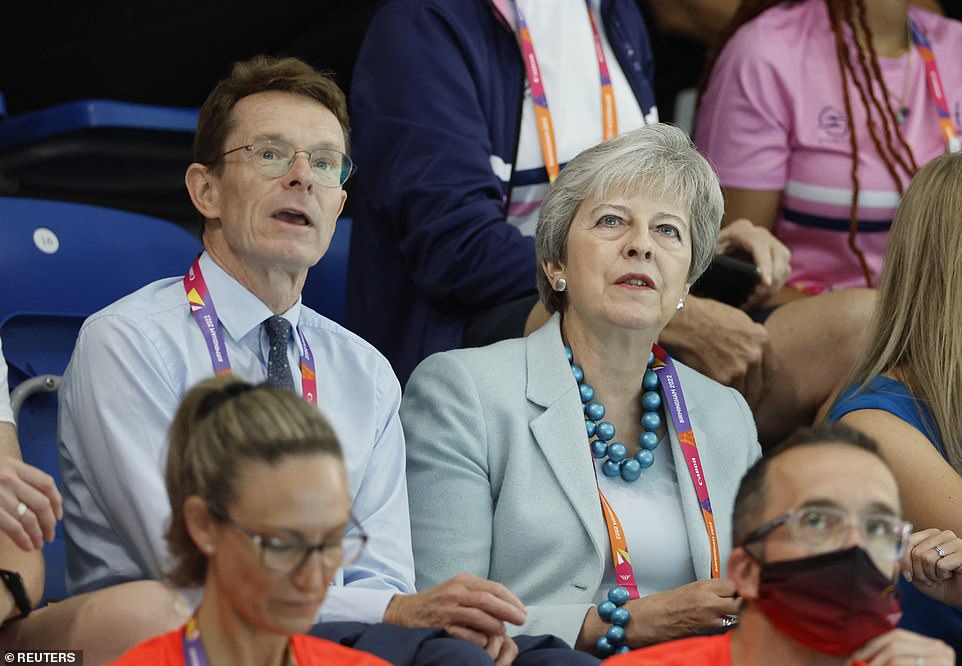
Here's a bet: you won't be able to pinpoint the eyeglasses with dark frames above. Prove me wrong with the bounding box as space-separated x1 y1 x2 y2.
220 511 367 575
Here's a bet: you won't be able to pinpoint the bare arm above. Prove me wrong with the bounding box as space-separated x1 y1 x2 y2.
839 410 962 535
658 296 774 408
721 187 808 307
0 580 190 661
722 187 781 230
0 423 54 618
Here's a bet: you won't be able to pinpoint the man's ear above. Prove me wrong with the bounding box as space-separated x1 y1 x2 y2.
186 163 221 222
728 546 762 600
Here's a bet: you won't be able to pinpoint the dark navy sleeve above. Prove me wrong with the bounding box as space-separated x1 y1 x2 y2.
349 1 537 307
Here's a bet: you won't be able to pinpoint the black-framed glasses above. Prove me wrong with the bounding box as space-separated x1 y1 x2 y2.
740 504 912 568
222 512 367 575
222 138 355 187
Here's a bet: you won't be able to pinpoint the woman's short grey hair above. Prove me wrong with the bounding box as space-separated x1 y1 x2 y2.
535 124 724 313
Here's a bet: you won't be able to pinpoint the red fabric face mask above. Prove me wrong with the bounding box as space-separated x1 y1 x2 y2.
753 546 902 657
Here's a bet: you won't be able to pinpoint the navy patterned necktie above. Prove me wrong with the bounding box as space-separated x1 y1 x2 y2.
264 316 295 392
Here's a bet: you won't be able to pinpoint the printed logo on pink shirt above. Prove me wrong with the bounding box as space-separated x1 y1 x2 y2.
817 106 849 140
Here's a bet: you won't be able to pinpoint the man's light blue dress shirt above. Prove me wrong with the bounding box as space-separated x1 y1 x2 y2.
58 252 414 623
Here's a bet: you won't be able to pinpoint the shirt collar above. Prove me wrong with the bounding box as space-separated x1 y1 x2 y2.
197 252 302 342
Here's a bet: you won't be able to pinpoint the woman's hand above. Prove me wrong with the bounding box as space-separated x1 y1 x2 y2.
577 579 740 652
664 297 775 408
0 456 62 551
901 528 962 610
715 218 792 311
852 629 953 665
484 633 519 666
625 579 741 646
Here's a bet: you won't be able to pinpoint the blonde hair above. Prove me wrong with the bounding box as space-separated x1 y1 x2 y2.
164 376 342 586
843 152 962 471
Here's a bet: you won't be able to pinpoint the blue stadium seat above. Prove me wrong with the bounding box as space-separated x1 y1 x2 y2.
0 100 199 226
302 217 352 325
0 197 201 602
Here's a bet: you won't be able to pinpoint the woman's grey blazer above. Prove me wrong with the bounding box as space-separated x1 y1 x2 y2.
400 315 761 646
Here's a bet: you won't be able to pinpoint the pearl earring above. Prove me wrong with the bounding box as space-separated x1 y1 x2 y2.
554 277 567 292
205 543 214 553
676 297 686 311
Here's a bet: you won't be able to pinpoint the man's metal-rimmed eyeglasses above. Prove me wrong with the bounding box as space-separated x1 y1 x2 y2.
739 504 912 568
222 138 355 187
223 513 368 575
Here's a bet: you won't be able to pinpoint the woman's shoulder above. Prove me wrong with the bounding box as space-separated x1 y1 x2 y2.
410 335 529 385
830 375 928 426
732 0 830 48
105 628 183 665
725 0 829 57
745 0 828 35
910 4 962 44
431 335 528 365
409 317 565 390
832 375 910 410
292 634 392 665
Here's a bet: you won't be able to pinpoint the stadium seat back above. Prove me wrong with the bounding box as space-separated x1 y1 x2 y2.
0 196 200 602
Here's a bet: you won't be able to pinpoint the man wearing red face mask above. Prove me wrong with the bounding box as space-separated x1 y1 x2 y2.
606 422 956 665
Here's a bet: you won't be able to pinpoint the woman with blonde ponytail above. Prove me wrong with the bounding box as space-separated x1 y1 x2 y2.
829 152 962 655
110 377 387 666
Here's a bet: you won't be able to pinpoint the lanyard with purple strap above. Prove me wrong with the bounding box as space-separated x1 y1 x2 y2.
183 256 318 404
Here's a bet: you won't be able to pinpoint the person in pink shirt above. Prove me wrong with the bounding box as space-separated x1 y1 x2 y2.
696 0 961 295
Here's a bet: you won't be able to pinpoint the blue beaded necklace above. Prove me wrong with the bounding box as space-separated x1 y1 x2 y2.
566 346 662 483
566 345 666 655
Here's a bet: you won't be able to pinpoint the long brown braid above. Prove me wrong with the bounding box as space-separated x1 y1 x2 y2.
698 0 919 287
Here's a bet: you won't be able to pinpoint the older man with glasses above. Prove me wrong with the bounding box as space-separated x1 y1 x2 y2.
607 422 958 665
58 56 601 665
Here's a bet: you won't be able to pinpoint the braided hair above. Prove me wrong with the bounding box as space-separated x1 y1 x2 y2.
699 0 919 286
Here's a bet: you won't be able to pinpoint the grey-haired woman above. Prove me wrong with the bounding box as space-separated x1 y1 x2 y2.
401 124 761 657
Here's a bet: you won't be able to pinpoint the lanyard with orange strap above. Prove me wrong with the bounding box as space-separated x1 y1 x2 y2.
514 1 619 183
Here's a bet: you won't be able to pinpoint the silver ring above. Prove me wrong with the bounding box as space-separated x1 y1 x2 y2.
935 545 947 558
15 502 27 517
916 657 925 666
721 614 738 628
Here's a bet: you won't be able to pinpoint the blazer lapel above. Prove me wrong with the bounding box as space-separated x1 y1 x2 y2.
526 316 608 564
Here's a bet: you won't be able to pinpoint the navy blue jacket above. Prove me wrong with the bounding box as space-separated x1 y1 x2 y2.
347 0 656 382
